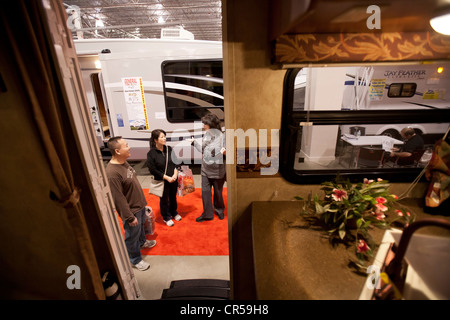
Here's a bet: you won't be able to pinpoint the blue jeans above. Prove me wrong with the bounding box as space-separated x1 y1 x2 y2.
122 207 146 265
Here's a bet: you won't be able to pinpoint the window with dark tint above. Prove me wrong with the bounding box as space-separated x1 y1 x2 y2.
388 83 417 98
162 59 223 123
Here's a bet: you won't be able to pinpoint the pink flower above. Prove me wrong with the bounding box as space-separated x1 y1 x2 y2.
372 210 386 220
363 178 374 184
357 239 370 253
375 203 388 212
377 178 383 182
332 188 348 201
376 197 387 204
396 209 411 217
391 194 398 200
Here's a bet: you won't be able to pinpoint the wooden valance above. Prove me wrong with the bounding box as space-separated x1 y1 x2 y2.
273 31 450 66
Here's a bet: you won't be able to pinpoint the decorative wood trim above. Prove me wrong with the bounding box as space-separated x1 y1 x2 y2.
236 147 280 178
274 32 450 66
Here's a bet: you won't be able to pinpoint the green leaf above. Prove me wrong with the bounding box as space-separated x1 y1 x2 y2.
356 218 363 229
338 223 346 239
315 202 325 214
294 196 304 201
363 221 372 229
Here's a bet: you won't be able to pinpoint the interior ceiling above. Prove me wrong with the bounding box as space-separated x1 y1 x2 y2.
63 0 222 41
278 0 450 35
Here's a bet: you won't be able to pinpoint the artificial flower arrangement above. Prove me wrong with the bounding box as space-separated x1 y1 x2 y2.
296 177 414 269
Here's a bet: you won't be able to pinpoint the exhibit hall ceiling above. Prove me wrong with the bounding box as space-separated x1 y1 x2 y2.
64 0 222 41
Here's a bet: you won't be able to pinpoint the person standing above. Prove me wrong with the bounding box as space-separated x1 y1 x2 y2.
146 129 181 227
191 114 226 222
106 136 156 271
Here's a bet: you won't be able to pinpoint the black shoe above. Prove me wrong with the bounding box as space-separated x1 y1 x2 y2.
196 216 213 222
217 212 225 220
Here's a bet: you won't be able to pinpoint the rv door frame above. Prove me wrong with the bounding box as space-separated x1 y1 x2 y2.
41 0 141 299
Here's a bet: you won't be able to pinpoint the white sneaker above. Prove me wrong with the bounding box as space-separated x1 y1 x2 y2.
134 260 150 271
165 219 174 227
174 214 182 221
141 240 157 249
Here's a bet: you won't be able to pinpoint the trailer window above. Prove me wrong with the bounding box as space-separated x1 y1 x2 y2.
280 65 450 184
162 59 224 123
388 83 417 98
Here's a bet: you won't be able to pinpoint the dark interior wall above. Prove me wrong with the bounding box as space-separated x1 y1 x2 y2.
0 1 114 299
0 27 91 299
223 0 288 299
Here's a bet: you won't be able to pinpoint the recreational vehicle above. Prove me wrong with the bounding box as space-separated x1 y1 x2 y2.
75 38 223 161
340 63 450 140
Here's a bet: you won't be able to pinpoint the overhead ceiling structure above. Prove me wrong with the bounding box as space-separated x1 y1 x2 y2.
271 0 447 35
270 0 450 67
63 0 222 41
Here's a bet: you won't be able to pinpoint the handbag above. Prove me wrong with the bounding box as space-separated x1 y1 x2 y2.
148 148 168 197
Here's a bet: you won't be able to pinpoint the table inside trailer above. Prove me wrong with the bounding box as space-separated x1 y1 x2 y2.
340 135 404 168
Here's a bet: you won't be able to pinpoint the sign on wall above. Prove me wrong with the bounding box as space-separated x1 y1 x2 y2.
121 77 149 130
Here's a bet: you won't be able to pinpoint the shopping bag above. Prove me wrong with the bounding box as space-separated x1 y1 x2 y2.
144 206 155 235
177 165 195 196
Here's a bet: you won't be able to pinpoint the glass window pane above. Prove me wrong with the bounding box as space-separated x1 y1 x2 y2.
162 59 223 122
293 123 449 171
294 63 450 111
387 83 402 97
400 83 417 97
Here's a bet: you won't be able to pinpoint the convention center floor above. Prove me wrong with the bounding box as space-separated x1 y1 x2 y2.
131 161 230 300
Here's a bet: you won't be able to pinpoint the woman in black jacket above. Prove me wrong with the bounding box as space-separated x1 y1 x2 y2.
146 129 181 227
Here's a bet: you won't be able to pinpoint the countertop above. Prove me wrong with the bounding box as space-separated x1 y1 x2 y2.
250 199 450 300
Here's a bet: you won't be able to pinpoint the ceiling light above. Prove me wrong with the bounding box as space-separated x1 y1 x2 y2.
430 10 450 35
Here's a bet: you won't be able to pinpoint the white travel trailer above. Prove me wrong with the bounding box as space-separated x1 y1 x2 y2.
340 63 450 139
75 38 223 161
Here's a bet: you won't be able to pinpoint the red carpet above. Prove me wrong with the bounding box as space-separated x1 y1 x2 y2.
118 188 229 256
